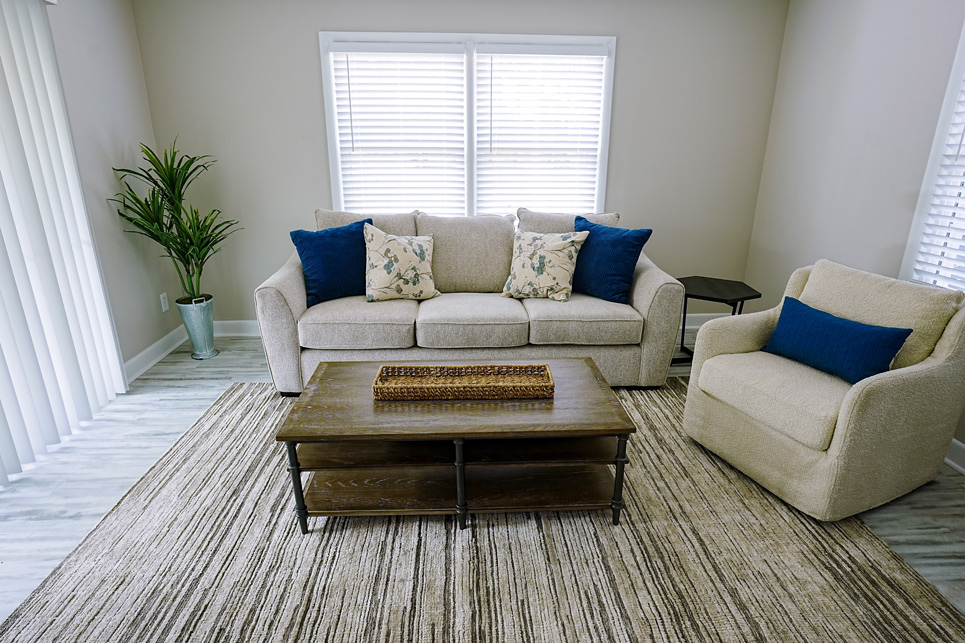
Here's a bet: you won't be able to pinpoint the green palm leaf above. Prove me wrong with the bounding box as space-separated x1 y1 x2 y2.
111 142 240 299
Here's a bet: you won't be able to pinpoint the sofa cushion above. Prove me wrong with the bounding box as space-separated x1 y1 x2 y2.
315 208 418 237
298 296 417 349
290 219 370 307
799 259 964 369
697 351 852 451
416 293 529 348
364 224 440 302
415 213 514 293
764 297 912 384
516 207 620 233
523 294 643 345
502 230 588 302
572 216 652 305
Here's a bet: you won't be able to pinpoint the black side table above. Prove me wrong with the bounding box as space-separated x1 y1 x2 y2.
674 276 761 362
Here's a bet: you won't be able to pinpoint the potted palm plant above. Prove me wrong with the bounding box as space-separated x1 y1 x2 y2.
111 142 240 359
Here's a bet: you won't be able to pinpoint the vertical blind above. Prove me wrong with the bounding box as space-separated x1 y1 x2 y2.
0 0 126 484
909 58 965 290
322 35 614 216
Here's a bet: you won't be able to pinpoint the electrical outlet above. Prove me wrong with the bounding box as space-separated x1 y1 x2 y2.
160 292 169 313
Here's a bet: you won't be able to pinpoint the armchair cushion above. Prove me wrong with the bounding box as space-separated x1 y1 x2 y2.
572 216 652 304
763 297 912 384
798 259 963 369
290 219 371 307
698 351 852 451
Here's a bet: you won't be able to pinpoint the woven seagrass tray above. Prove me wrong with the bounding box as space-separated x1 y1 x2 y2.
372 364 554 401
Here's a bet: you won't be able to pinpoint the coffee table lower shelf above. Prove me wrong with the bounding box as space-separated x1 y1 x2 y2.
303 465 615 517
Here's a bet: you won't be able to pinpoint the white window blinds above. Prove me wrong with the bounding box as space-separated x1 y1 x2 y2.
331 52 466 216
475 53 607 216
903 23 965 291
320 34 614 216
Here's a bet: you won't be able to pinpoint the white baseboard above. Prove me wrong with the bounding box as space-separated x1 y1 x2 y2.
945 438 965 475
214 320 260 337
684 312 728 331
123 321 261 385
123 326 188 384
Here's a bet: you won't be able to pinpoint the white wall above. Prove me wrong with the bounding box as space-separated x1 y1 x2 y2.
744 0 965 444
47 0 183 361
745 0 965 310
129 0 789 320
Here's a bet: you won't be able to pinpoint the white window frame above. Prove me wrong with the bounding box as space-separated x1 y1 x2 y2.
899 20 965 288
318 32 616 215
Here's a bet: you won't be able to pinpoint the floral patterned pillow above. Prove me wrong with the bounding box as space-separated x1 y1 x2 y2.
502 230 589 302
364 223 440 301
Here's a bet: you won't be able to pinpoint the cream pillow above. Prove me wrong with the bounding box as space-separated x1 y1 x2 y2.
798 259 964 369
502 230 589 302
364 223 440 302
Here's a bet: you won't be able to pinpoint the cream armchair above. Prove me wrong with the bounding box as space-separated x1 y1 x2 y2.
682 260 965 521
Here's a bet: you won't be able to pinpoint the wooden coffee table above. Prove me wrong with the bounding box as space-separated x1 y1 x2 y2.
275 358 636 533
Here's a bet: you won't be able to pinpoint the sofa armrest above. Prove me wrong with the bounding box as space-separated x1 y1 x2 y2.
628 252 684 386
689 308 781 386
254 253 307 394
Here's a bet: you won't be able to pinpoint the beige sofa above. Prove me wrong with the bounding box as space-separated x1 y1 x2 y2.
255 208 684 395
683 260 965 521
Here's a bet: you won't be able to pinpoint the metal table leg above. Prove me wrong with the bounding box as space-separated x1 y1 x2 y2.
285 442 309 534
679 295 691 355
611 435 629 525
454 438 468 529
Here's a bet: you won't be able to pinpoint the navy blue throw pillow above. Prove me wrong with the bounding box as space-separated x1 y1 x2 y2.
572 216 653 304
290 218 372 307
763 297 912 384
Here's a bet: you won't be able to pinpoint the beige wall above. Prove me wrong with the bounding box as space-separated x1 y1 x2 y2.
47 0 183 362
744 0 965 443
745 0 965 310
129 0 789 320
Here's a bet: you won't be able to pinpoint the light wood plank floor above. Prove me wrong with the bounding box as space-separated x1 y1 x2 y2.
0 336 962 622
0 337 271 621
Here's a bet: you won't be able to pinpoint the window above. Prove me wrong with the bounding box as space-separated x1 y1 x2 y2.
319 33 615 216
900 22 965 290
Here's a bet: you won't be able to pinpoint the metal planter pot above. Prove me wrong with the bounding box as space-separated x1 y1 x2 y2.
176 294 219 360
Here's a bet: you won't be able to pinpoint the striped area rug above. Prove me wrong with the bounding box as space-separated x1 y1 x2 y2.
2 380 964 641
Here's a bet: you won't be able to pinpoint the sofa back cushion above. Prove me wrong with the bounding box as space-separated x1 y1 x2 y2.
315 208 418 237
516 207 620 233
798 259 964 369
415 213 515 292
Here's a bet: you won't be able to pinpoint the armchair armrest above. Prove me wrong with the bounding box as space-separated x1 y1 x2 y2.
827 309 965 512
689 307 781 385
628 252 684 386
254 253 308 394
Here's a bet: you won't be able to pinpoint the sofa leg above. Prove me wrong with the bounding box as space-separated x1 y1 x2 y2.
279 391 301 398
